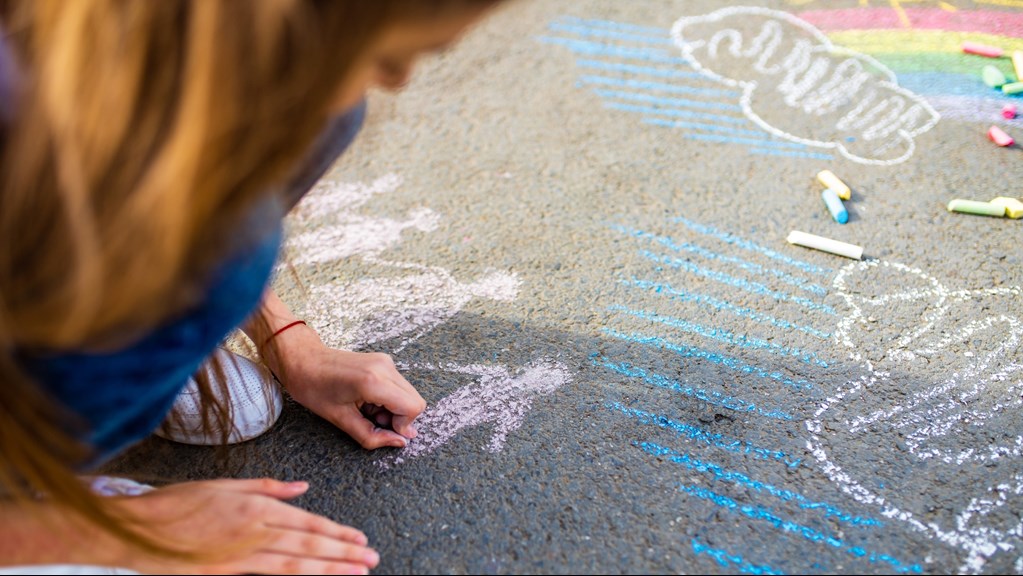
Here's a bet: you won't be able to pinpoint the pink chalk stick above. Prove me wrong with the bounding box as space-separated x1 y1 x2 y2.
1004 104 1018 120
963 41 1004 58
989 125 1015 147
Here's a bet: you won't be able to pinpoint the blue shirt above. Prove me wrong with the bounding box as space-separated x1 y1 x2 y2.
17 102 366 469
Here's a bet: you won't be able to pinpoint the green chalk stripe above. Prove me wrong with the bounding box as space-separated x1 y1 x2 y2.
983 65 1008 88
947 199 1006 217
1004 81 1023 95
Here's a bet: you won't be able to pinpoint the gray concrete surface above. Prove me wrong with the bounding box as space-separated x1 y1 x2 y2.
105 1 1023 573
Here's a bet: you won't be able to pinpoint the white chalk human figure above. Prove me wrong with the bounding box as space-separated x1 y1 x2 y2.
807 258 1023 573
281 173 440 266
377 359 573 468
302 259 520 352
281 173 521 351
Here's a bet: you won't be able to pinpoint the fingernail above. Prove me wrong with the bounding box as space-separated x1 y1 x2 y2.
393 437 407 448
289 481 309 490
366 549 380 565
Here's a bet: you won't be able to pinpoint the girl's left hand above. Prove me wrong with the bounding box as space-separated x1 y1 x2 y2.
266 325 426 450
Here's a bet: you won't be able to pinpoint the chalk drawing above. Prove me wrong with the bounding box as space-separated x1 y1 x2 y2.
596 356 794 421
625 277 830 339
640 250 836 315
377 359 572 468
807 258 1023 573
608 403 801 467
282 175 564 474
642 442 879 527
680 484 922 573
605 328 811 392
303 259 519 352
285 175 440 266
794 5 1023 128
609 305 829 368
283 174 520 353
539 17 838 162
671 7 940 165
691 537 786 576
611 224 828 296
672 216 831 277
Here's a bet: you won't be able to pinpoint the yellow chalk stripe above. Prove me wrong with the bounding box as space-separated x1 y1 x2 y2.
828 30 1023 55
975 0 1023 8
990 197 1023 219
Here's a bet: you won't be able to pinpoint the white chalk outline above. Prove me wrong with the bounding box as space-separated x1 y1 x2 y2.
670 6 941 166
376 358 573 469
807 258 1023 573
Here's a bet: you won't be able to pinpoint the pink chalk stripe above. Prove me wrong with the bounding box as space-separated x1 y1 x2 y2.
798 8 1023 37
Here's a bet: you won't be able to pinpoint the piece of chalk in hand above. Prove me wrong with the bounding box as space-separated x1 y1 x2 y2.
983 65 1007 88
947 199 1006 217
816 169 851 200
990 197 1023 219
821 188 848 224
988 125 1014 146
962 41 1004 58
787 230 863 260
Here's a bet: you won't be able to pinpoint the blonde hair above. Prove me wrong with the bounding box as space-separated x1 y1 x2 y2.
0 0 499 560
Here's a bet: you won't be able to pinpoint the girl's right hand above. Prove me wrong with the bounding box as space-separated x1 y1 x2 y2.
113 478 379 575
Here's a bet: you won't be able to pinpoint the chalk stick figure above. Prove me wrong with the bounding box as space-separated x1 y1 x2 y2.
378 359 572 469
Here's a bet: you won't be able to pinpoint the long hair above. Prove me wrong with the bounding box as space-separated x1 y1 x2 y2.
0 0 500 560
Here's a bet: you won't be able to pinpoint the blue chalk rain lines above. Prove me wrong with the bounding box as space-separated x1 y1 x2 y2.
537 16 835 162
596 214 922 574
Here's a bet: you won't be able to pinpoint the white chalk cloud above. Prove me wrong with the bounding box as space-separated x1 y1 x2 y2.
671 6 940 165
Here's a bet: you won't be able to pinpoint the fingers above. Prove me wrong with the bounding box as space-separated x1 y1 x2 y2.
335 404 410 450
358 354 425 439
389 413 419 440
259 527 379 567
203 478 310 500
228 551 374 575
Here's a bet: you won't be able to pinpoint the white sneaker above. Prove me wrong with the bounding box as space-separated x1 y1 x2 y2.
156 348 283 445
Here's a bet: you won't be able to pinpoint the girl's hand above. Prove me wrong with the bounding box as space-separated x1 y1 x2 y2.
268 325 426 449
113 478 377 575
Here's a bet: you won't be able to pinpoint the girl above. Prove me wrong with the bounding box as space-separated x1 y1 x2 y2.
0 0 503 573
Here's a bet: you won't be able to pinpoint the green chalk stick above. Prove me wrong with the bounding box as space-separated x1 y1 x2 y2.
983 65 1007 88
1003 81 1023 95
947 199 1006 217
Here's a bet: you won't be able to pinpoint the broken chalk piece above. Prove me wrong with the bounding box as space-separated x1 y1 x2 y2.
1014 51 1023 83
962 41 1004 58
1004 81 1023 96
787 230 863 260
1005 104 1018 120
947 199 1006 217
821 188 849 224
990 197 1023 219
816 169 851 200
983 65 1008 88
988 125 1015 146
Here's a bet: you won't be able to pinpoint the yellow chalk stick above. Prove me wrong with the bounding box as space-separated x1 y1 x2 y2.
990 197 1023 219
816 170 851 200
1013 51 1023 85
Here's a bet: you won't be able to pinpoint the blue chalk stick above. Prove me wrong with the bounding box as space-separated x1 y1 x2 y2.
822 188 848 224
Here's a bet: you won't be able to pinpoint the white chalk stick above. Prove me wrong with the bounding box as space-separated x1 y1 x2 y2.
786 230 863 260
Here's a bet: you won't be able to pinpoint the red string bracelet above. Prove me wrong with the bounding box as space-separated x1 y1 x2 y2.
262 320 307 349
